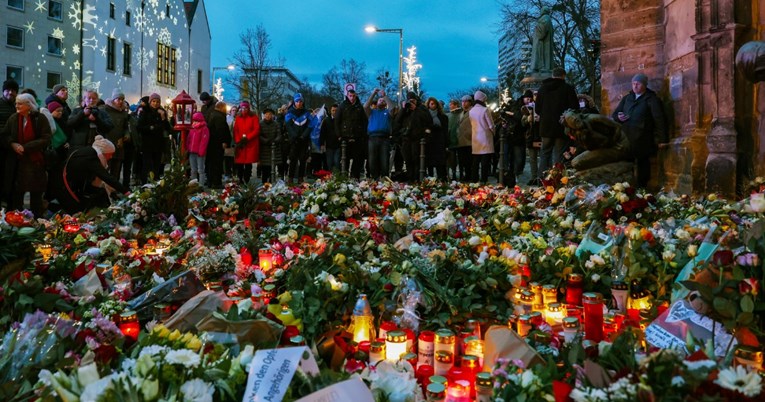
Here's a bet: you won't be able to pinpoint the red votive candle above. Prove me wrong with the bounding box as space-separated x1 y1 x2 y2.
566 273 583 305
583 292 604 343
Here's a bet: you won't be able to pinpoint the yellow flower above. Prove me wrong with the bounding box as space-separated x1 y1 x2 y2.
168 329 181 341
155 325 171 338
186 337 202 352
333 253 346 266
520 222 531 232
561 177 569 185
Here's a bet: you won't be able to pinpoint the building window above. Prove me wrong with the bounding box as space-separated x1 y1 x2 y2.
6 26 23 49
47 36 62 56
157 42 176 87
125 10 131 26
106 37 116 71
197 69 202 94
48 1 63 21
7 0 23 11
123 43 132 76
109 3 115 19
6 66 23 87
166 4 170 17
46 72 61 90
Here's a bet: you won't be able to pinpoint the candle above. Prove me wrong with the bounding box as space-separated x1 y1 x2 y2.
37 244 53 262
435 329 456 356
517 314 531 337
583 292 604 343
475 372 493 402
426 382 446 402
378 320 397 339
518 290 535 315
416 364 434 393
627 287 652 324
562 316 581 344
611 281 629 313
602 313 618 341
445 379 471 402
464 337 484 369
349 294 375 343
119 310 140 342
418 330 435 368
542 284 558 305
530 282 544 311
258 248 274 272
434 350 454 376
545 302 565 325
369 341 386 365
63 220 80 233
385 330 407 362
734 345 764 371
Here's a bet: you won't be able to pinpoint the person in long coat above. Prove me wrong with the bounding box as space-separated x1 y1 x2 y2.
232 101 260 184
1 93 51 216
258 108 282 183
205 101 230 189
424 97 449 180
55 135 129 213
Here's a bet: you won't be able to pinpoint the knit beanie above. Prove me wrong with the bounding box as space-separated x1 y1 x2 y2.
474 90 487 102
92 135 116 155
149 93 161 101
631 73 648 86
47 101 63 113
111 88 125 101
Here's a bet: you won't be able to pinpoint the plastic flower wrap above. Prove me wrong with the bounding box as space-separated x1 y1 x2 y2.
393 277 422 333
358 360 422 402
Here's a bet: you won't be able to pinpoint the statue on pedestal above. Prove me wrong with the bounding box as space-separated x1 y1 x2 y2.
530 7 554 74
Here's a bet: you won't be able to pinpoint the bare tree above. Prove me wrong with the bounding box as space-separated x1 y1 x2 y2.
499 0 601 103
229 25 289 113
321 58 371 102
374 67 398 96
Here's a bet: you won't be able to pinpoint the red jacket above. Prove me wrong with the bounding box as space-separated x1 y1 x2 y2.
233 112 260 164
187 114 210 156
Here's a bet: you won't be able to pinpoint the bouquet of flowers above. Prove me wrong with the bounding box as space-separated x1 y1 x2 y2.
186 244 238 283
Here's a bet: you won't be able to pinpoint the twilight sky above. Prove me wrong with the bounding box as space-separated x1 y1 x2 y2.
206 1 503 102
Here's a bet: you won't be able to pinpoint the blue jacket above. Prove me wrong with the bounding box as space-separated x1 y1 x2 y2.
367 109 391 137
285 106 312 141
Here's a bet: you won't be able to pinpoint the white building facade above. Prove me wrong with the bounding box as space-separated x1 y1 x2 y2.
1 0 211 107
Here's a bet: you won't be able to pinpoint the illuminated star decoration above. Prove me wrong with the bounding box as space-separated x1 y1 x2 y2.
35 0 46 12
51 27 65 40
82 35 98 50
99 46 107 57
72 44 80 55
24 21 35 34
73 60 81 70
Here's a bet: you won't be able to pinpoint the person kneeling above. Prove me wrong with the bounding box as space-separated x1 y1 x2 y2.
56 135 129 213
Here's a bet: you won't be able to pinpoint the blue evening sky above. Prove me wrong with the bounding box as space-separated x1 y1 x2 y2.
206 1 502 102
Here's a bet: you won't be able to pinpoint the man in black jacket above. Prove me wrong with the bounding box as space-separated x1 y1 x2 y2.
536 68 578 179
394 92 431 182
612 73 667 187
335 89 368 179
67 90 114 149
206 101 230 189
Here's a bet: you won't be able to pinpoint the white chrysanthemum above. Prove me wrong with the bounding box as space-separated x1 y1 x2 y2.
165 349 201 368
81 374 117 402
714 365 762 397
180 378 214 402
671 376 685 387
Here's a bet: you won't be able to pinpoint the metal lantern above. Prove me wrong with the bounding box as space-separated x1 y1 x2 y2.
171 90 197 160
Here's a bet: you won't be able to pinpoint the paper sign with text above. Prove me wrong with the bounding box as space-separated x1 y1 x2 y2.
295 378 375 402
242 346 319 402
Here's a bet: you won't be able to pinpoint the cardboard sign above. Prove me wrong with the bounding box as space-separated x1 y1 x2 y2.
645 298 737 357
295 378 375 402
242 347 320 402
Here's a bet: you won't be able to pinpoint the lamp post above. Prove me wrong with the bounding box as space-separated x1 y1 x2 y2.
211 64 235 95
365 25 403 104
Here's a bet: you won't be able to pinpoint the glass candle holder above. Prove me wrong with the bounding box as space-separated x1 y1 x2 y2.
517 314 532 337
119 310 140 342
426 382 446 402
562 316 580 344
418 330 435 368
434 350 454 376
734 345 764 371
435 328 456 356
385 330 407 362
370 341 386 365
475 372 493 402
542 284 558 305
583 292 604 343
545 302 565 325
445 379 471 402
566 273 584 306
611 281 629 313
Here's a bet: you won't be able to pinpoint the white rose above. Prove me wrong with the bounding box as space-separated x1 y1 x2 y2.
310 204 320 214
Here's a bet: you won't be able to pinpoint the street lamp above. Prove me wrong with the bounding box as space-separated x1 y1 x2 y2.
365 25 403 104
211 64 235 94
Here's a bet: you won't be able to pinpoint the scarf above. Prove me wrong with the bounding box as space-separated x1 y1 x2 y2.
429 109 442 127
17 114 44 165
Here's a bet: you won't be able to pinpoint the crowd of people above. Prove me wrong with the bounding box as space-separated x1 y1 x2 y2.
0 69 667 216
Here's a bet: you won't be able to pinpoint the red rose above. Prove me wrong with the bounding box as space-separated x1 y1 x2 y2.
712 250 734 267
94 344 118 364
383 283 394 292
739 278 760 296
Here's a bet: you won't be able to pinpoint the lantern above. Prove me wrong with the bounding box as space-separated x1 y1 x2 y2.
611 281 629 313
154 238 171 256
545 302 565 325
37 244 53 262
385 330 407 362
119 310 140 342
258 248 275 272
583 292 604 343
171 90 197 161
348 294 376 343
627 285 652 324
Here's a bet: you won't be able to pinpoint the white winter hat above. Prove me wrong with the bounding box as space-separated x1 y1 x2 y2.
474 90 487 102
92 135 116 155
